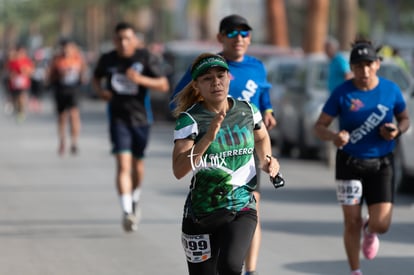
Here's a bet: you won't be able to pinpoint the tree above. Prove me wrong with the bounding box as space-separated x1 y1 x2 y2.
337 0 357 51
302 0 329 54
85 4 105 55
185 0 211 40
266 0 289 47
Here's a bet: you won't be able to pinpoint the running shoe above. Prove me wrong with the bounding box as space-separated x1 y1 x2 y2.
16 112 26 123
70 145 78 155
122 213 138 232
351 271 362 275
4 102 13 115
361 218 379 260
58 143 65 156
132 201 142 225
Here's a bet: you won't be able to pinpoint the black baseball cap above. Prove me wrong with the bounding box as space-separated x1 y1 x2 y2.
349 43 379 64
219 14 252 32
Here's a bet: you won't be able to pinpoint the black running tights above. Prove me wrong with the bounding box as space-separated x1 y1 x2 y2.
182 208 257 275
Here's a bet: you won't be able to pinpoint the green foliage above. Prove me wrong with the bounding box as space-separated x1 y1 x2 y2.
2 0 414 50
356 8 370 38
0 0 152 48
119 0 150 10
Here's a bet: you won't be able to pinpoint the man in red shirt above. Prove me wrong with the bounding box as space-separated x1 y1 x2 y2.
6 45 34 122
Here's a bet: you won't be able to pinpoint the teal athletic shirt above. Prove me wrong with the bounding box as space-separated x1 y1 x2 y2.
328 53 351 93
174 97 262 216
323 77 406 158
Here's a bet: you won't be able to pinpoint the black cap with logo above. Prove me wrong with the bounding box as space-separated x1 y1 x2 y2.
349 43 379 64
219 14 252 32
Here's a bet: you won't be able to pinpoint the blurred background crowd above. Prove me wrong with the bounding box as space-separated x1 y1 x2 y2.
1 0 414 191
1 0 414 100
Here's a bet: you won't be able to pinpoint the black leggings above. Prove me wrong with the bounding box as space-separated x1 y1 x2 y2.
182 208 257 275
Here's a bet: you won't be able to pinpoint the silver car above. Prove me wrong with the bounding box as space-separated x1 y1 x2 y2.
267 54 414 192
268 54 329 159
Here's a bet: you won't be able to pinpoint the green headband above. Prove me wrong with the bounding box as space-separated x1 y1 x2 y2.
191 55 229 80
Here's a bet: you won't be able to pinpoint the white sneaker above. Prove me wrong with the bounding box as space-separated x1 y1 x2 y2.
133 201 142 225
122 213 138 232
4 102 13 115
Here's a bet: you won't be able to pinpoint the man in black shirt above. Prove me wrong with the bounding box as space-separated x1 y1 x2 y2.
93 22 169 232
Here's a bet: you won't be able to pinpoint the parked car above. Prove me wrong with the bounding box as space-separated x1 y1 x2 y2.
269 53 328 158
268 54 414 192
265 55 303 114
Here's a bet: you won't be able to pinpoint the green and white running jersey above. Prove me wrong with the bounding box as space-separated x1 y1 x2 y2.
174 97 262 215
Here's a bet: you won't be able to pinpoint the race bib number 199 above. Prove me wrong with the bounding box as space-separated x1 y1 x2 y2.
336 179 363 205
181 233 211 263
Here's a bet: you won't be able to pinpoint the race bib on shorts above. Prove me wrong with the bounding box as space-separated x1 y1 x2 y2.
181 233 211 263
336 179 362 205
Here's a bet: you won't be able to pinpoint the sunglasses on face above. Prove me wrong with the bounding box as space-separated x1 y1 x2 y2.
225 30 250 38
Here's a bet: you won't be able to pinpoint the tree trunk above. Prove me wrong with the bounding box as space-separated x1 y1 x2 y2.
266 0 289 47
85 4 104 56
303 0 329 54
337 0 357 51
59 8 73 38
3 24 18 52
106 0 120 39
198 0 210 40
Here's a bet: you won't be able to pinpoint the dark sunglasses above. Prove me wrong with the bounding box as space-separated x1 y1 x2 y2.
225 30 250 38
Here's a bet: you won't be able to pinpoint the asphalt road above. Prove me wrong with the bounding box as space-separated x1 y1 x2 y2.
0 96 413 275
